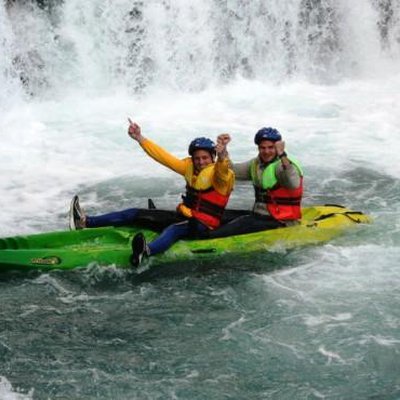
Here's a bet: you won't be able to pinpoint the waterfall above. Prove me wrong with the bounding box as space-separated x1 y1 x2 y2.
1 0 400 100
0 0 23 107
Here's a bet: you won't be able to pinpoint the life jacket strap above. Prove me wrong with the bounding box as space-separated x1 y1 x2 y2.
196 200 225 218
183 187 225 218
254 187 301 205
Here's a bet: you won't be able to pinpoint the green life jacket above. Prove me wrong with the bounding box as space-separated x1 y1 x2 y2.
249 156 304 220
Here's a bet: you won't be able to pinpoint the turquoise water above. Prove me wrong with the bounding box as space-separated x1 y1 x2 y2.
2 241 399 400
1 169 399 399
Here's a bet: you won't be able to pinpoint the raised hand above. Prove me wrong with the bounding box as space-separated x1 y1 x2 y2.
127 118 144 142
215 133 231 159
275 140 286 156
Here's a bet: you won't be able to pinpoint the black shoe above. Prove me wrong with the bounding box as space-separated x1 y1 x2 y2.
69 195 86 230
148 198 157 209
130 233 148 267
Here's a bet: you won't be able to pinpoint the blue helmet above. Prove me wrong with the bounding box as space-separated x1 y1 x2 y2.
254 127 282 145
188 137 216 156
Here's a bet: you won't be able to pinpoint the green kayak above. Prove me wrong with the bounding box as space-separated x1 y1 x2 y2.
0 205 371 272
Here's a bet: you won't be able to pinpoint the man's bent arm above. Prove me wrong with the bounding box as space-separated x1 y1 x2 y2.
213 158 235 195
232 160 252 180
275 163 301 189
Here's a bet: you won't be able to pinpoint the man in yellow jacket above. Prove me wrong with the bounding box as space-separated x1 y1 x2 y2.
70 120 234 267
127 120 234 266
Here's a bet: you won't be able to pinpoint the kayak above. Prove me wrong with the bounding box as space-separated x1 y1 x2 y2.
0 205 371 272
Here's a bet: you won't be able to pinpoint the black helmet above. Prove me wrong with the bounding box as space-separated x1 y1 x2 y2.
254 127 282 145
188 137 216 156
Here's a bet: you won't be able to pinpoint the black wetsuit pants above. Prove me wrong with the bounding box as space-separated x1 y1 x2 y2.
86 208 284 238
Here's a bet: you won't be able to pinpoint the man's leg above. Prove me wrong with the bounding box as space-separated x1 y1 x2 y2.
208 214 284 239
86 208 140 228
131 219 209 266
147 221 192 255
87 209 182 230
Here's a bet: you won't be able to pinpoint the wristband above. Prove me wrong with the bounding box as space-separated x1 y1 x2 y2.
278 151 287 159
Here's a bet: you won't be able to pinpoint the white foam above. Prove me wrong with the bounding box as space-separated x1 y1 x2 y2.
318 346 346 365
0 377 33 400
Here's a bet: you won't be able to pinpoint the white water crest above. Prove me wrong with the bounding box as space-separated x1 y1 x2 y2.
0 376 33 400
0 0 400 237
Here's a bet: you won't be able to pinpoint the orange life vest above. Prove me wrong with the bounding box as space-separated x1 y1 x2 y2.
182 186 230 229
251 157 303 221
180 163 231 229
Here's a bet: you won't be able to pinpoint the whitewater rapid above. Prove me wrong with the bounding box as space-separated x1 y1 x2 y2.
1 76 400 237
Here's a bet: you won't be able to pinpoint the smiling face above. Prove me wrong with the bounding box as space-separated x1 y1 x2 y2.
258 140 278 163
192 149 214 172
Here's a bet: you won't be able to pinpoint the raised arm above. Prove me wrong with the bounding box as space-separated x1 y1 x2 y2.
274 140 302 189
127 119 188 176
214 132 252 180
213 133 235 195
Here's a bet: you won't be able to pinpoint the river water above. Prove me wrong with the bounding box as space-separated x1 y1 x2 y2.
1 1 400 399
